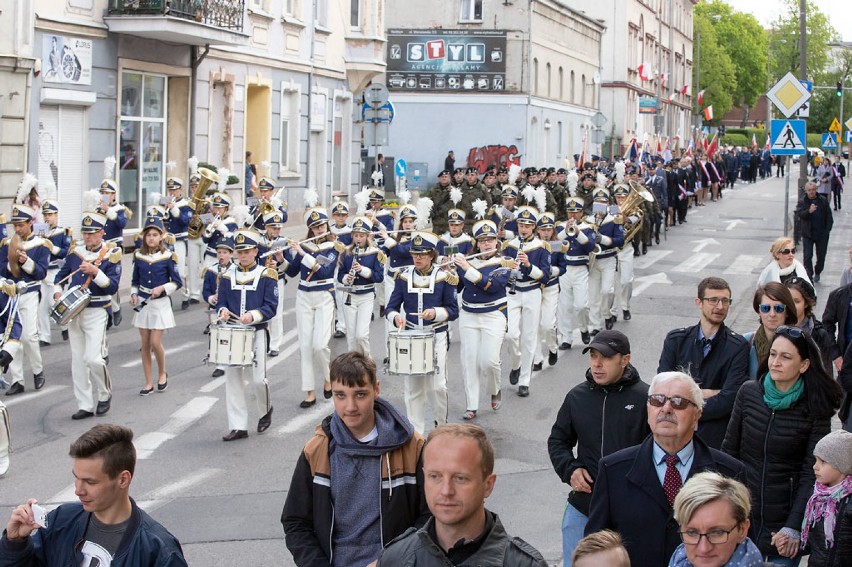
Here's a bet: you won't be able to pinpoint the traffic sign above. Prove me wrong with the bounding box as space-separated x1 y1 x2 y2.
829 118 842 132
846 117 852 132
796 80 813 117
766 72 812 118
364 83 389 107
822 133 838 149
395 159 407 177
847 130 852 143
770 119 806 156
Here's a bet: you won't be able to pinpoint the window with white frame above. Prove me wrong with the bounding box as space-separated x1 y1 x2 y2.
350 0 360 28
279 84 301 174
459 0 482 22
250 0 269 13
315 0 328 27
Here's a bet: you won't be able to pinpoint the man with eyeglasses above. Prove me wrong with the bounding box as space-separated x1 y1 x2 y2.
795 180 833 283
585 372 746 567
657 277 749 449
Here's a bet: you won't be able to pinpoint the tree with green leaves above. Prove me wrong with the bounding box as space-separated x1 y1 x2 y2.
692 12 736 125
769 0 839 83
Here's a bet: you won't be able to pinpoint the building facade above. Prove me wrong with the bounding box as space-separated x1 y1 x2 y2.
380 0 604 192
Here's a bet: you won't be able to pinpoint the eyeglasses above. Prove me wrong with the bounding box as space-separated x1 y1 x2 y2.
679 525 740 545
701 297 732 307
648 394 699 411
775 325 804 339
779 248 796 255
759 304 786 314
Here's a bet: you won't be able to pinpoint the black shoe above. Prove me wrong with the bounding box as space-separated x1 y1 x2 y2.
104 355 109 366
323 386 333 399
333 330 345 339
189 298 200 305
371 312 375 322
72 409 94 420
633 248 640 257
39 340 50 347
181 300 190 311
203 326 210 335
581 331 591 344
623 310 632 321
382 357 389 365
590 329 599 337
605 317 615 330
379 305 385 318
157 377 168 392
518 385 530 397
642 244 647 255
96 396 111 416
222 429 248 442
559 342 572 351
268 350 279 358
62 330 69 341
212 368 225 378
112 310 122 327
139 387 153 396
532 362 543 372
655 235 660 245
299 398 316 409
33 372 45 390
4 382 24 396
509 367 520 385
814 274 821 283
548 351 558 366
257 407 273 433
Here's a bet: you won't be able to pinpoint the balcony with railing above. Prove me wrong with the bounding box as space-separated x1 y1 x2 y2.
105 0 249 47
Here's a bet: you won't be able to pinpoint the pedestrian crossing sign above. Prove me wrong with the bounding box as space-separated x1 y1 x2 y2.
770 119 806 156
822 133 838 150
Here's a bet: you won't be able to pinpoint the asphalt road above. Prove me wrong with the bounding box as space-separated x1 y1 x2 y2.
1 162 847 566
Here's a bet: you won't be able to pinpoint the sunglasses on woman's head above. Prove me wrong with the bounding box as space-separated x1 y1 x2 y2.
775 325 804 339
759 304 785 314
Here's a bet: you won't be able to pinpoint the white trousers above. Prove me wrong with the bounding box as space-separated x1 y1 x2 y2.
459 310 505 412
296 289 334 392
557 265 590 342
382 274 396 356
506 287 542 387
68 308 111 412
173 240 188 299
403 330 448 435
0 401 9 476
9 292 43 386
224 330 270 431
267 278 285 352
342 291 374 354
334 288 346 333
588 256 616 331
612 246 634 315
39 269 61 342
186 237 206 300
534 285 560 365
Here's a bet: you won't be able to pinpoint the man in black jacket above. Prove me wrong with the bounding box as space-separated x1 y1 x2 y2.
821 280 852 371
585 372 746 567
658 276 749 449
548 330 650 566
796 181 833 283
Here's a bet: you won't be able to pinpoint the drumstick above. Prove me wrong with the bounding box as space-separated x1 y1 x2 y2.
54 267 83 287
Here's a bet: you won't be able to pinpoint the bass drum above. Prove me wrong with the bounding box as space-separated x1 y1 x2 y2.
386 330 436 376
50 285 91 326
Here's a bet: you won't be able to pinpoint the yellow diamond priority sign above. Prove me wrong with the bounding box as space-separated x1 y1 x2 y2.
766 72 812 118
829 118 842 132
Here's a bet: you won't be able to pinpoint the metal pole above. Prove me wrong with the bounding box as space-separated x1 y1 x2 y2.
668 0 674 139
784 163 790 237
795 0 807 244
839 80 844 159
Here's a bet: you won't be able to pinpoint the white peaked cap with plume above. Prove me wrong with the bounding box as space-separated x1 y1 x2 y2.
354 187 371 215
566 170 579 194
231 204 250 227
83 189 102 213
614 161 626 183
472 198 488 220
508 164 521 185
187 156 199 175
303 188 320 209
449 186 463 206
17 173 38 204
415 197 433 230
397 188 412 206
103 156 116 179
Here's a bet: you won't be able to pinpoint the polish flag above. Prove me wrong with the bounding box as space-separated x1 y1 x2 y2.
660 73 667 88
751 133 758 148
681 84 689 96
703 105 714 121
638 62 652 82
697 90 706 106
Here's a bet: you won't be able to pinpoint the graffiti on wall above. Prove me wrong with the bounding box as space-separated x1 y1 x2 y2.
466 144 522 174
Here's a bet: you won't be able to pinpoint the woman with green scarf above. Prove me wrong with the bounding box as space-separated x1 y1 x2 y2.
723 326 842 566
742 282 797 378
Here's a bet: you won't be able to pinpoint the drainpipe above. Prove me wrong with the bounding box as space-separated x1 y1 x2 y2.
305 0 317 192
190 44 210 156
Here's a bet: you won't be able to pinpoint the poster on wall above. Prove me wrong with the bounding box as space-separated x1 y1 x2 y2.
386 29 507 92
42 34 93 86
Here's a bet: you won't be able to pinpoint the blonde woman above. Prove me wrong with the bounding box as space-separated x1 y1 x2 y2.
757 236 811 286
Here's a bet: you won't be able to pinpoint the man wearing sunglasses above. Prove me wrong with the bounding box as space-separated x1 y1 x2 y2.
795 181 833 283
657 277 749 449
585 371 746 567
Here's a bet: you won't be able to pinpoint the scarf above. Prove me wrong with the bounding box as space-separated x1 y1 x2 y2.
754 326 771 368
801 475 852 548
763 373 804 410
668 538 764 566
778 262 796 277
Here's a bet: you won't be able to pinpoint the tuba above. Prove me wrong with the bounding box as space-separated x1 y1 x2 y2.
187 167 219 239
618 181 654 243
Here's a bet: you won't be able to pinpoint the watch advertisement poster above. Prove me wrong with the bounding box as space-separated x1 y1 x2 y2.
42 34 93 86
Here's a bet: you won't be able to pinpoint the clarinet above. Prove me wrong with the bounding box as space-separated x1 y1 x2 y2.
344 246 361 306
507 240 525 296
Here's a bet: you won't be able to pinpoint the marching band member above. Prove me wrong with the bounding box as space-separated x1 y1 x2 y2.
0 277 21 477
130 217 182 395
329 201 352 339
367 188 394 317
163 177 194 310
202 236 234 378
247 177 288 231
97 176 129 327
257 210 287 357
377 203 416 362
0 204 51 396
285 205 342 408
216 229 277 441
386 231 458 434
586 187 625 336
185 172 207 306
532 211 567 371
556 197 595 349
610 184 640 323
437 209 474 256
53 208 122 420
337 216 385 354
490 185 520 241
453 220 511 420
502 206 550 397
38 198 73 345
202 192 238 265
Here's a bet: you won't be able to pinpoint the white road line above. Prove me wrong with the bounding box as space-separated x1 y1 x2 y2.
47 483 78 505
2 385 67 407
267 337 301 370
672 252 721 273
120 341 203 368
144 468 222 500
199 376 226 393
273 404 327 436
197 330 299 391
136 396 218 459
634 250 671 270
723 254 765 275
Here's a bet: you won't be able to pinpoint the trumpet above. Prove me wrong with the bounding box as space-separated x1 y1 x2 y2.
258 233 330 258
565 218 578 238
436 249 499 268
343 246 362 306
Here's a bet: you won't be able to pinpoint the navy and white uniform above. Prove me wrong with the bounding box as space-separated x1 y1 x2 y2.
130 246 182 330
587 202 625 332
490 206 519 241
165 193 193 300
533 231 568 367
337 232 385 354
329 221 353 335
102 204 128 246
38 224 73 343
203 215 238 262
0 282 22 476
556 215 595 344
257 229 288 354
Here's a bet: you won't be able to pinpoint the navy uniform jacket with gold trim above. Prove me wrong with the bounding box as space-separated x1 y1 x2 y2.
53 243 122 310
543 242 569 288
456 255 512 315
437 232 474 257
381 235 413 272
202 261 232 307
489 206 519 240
585 214 625 260
336 245 385 294
284 240 343 292
330 223 353 246
257 234 290 280
0 283 23 356
166 198 193 240
103 203 129 244
247 201 288 231
130 249 183 300
202 215 238 258
501 236 551 293
44 226 73 269
556 222 596 267
217 261 278 330
386 265 459 333
0 233 52 293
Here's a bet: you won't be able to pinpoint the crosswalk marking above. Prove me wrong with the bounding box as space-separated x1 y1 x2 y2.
672 252 721 273
138 468 223 513
634 250 671 270
723 255 764 275
136 396 218 459
120 341 203 368
2 385 67 407
273 403 327 436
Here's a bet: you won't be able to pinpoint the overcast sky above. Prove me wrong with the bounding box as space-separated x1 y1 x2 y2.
721 0 850 41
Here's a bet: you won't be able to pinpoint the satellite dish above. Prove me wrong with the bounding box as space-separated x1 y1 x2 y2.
593 72 601 85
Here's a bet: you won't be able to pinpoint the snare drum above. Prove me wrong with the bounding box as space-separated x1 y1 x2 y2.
386 330 436 376
208 325 255 366
50 285 91 325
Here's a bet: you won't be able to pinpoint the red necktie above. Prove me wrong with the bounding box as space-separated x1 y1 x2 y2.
663 454 682 506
